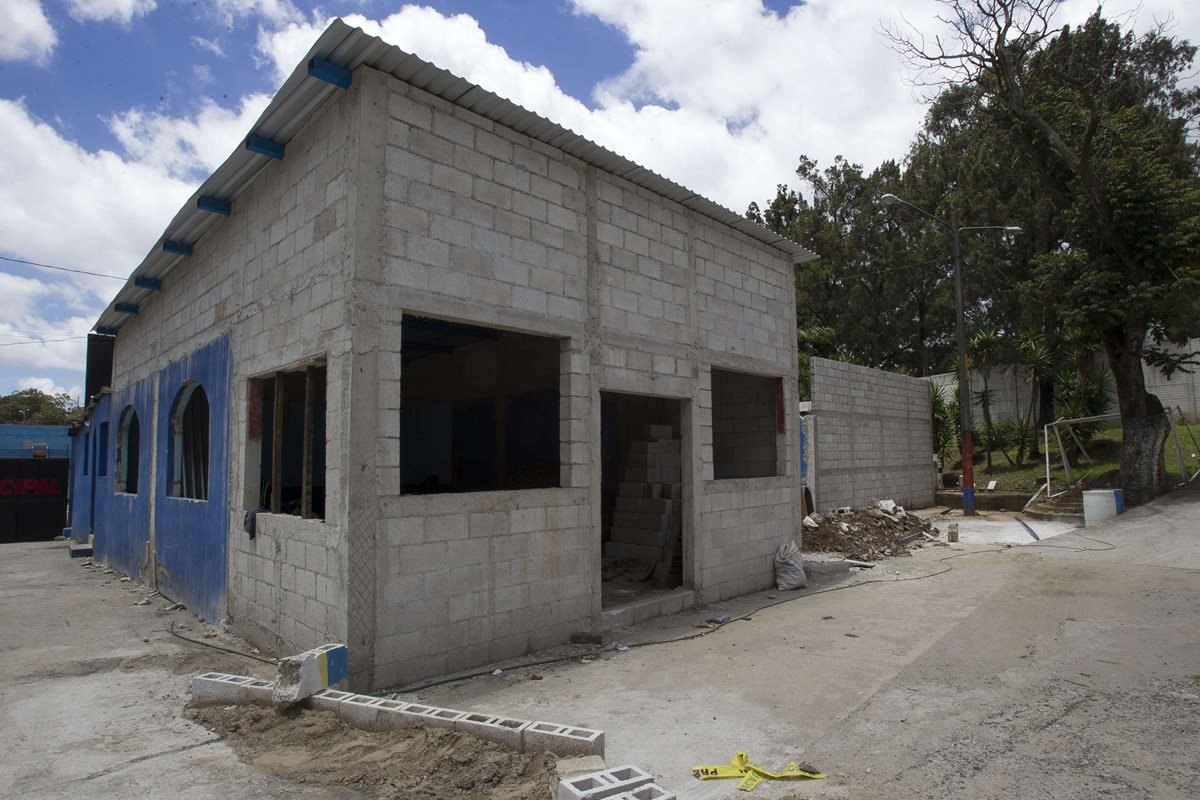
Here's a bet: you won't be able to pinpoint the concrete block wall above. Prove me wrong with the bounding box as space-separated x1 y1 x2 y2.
698 478 796 600
373 489 592 687
108 75 362 649
810 358 935 511
348 65 799 687
711 370 778 478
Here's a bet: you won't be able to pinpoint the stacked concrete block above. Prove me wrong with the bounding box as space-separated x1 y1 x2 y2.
523 721 605 757
605 425 682 563
557 765 655 800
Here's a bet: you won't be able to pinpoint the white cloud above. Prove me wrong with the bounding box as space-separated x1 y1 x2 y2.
193 63 215 89
0 272 94 371
106 93 271 181
64 0 155 24
215 0 300 26
0 0 57 64
258 2 938 212
16 377 83 402
0 92 269 379
0 98 198 281
191 35 226 58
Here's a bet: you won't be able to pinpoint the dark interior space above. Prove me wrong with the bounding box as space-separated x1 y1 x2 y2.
401 316 560 495
711 368 780 479
254 365 327 519
600 392 684 607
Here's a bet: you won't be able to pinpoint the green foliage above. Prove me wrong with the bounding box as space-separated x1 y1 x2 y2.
748 156 956 378
0 388 81 425
929 382 959 464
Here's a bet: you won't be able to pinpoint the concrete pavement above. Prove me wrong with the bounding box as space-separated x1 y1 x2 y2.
0 482 1195 799
0 542 366 800
418 484 1200 799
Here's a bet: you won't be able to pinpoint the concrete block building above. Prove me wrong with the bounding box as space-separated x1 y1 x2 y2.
67 20 815 690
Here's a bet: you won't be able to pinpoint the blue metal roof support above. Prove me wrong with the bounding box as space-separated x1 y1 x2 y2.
245 135 285 159
95 326 118 336
134 277 162 290
163 240 193 256
309 57 352 89
197 196 232 216
114 302 139 315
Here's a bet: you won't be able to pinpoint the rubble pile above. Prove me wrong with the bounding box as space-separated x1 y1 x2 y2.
800 501 936 561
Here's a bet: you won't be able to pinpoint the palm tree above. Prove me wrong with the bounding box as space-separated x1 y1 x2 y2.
969 327 1006 471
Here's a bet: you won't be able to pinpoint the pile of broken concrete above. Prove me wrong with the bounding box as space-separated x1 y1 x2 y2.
801 501 935 561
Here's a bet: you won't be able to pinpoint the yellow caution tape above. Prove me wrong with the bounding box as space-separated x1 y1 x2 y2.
692 751 827 791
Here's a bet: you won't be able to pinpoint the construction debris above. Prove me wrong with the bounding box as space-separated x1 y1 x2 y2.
800 502 936 561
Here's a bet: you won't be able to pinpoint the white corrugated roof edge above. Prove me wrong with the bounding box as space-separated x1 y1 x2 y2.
94 18 817 333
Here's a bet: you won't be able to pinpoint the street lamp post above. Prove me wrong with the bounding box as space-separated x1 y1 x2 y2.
880 193 1020 517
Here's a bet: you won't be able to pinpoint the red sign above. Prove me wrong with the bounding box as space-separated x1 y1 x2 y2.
0 478 63 497
776 377 786 433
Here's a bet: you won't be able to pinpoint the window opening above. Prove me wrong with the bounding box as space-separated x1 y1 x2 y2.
711 368 780 479
169 383 209 500
116 406 140 494
97 422 109 477
249 363 326 518
401 316 559 494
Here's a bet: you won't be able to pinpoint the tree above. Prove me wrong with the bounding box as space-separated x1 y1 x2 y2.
0 388 81 425
889 1 1200 504
748 156 951 386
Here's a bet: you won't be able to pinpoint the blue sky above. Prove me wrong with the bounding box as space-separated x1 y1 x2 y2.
0 0 1193 404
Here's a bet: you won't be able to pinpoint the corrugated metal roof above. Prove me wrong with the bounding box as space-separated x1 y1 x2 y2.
94 18 816 333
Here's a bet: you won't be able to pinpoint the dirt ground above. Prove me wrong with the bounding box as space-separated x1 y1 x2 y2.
801 504 934 559
187 705 556 800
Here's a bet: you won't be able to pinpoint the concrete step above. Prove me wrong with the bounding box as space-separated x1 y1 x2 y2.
600 588 694 632
67 542 94 558
1024 507 1083 524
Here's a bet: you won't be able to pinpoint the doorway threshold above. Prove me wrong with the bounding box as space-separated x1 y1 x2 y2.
600 586 694 632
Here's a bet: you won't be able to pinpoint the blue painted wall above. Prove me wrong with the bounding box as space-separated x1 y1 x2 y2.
66 410 97 542
95 378 154 579
0 424 71 459
154 336 230 622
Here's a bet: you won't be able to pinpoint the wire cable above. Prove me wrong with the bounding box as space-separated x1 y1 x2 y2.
167 620 277 665
0 336 88 348
373 527 1117 696
0 254 126 280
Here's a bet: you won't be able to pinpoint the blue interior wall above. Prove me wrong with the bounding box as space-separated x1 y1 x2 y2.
65 399 106 544
95 378 153 579
154 336 231 622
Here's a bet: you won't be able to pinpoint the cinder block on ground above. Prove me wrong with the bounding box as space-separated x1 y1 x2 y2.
239 678 277 705
610 785 675 800
190 672 244 706
400 704 467 730
556 764 652 800
337 694 412 730
305 688 353 713
525 721 605 757
453 712 531 749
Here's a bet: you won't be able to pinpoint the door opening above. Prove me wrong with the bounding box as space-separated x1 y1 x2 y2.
599 392 685 610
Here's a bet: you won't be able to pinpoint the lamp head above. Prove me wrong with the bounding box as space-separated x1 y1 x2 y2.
880 193 902 206
1005 226 1023 233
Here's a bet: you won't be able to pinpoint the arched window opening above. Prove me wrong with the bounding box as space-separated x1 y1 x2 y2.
116 406 140 494
169 383 209 500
